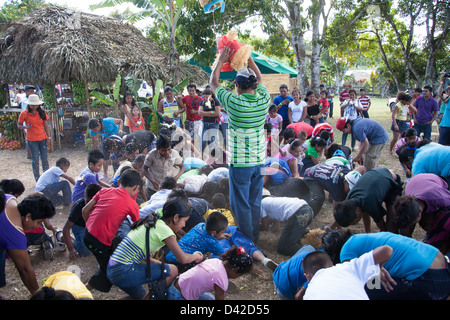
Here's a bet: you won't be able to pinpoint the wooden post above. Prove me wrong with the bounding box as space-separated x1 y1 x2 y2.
5 84 11 108
85 82 91 118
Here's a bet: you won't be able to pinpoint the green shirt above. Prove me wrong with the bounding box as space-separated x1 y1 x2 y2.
216 84 270 167
110 219 175 265
304 139 319 159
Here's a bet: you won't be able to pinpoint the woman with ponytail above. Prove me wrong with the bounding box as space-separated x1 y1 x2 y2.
299 136 328 176
17 94 51 181
0 192 55 296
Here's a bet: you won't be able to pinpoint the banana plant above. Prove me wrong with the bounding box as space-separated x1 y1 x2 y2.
90 71 122 117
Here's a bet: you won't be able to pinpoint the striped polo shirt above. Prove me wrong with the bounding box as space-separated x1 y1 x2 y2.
216 84 270 167
358 95 371 110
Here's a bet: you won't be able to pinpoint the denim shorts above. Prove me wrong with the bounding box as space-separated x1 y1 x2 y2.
391 119 411 133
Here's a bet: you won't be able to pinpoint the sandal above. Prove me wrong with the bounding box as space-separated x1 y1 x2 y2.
53 229 66 252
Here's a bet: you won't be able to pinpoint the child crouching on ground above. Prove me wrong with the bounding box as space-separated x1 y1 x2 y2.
82 169 141 292
168 245 253 300
165 211 230 272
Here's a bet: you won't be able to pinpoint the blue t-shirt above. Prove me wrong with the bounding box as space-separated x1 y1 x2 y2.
272 249 313 300
439 99 450 127
273 94 294 121
71 167 99 203
340 232 439 280
352 117 389 145
213 225 261 259
90 118 119 137
165 222 224 263
412 142 450 179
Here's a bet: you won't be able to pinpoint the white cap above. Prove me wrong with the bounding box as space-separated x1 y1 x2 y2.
344 170 362 191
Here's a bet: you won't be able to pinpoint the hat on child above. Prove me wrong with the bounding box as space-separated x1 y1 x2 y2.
332 149 346 158
335 117 348 131
344 170 362 191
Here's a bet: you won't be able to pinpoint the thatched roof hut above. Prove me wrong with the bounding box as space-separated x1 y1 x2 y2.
0 5 209 86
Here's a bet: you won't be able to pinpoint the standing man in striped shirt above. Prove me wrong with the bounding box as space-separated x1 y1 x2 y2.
358 88 371 118
209 46 270 243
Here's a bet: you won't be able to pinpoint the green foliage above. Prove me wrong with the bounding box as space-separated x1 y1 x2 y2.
42 84 56 110
0 84 7 107
72 80 86 106
0 0 47 23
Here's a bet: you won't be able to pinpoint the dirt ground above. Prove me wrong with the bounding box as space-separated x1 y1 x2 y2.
0 137 425 301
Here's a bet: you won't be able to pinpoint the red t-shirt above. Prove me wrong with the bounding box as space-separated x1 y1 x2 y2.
318 98 330 114
18 109 49 141
286 122 314 137
86 187 140 246
182 95 203 121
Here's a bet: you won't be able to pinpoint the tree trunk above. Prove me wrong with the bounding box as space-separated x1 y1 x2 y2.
309 0 324 95
423 0 450 91
286 0 310 94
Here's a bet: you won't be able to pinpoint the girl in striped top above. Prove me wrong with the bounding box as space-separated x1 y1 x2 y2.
106 197 203 300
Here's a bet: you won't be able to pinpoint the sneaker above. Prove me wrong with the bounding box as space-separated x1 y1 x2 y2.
263 258 278 272
53 229 66 252
42 241 54 261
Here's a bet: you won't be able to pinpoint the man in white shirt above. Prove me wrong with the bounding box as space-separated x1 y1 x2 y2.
301 245 394 300
260 192 314 256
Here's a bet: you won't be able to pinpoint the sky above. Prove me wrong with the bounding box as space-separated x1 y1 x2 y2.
0 0 268 38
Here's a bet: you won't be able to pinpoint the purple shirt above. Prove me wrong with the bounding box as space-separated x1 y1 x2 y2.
0 194 27 253
71 167 99 203
405 173 450 213
414 96 439 123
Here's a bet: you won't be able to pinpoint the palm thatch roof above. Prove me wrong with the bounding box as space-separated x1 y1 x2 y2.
0 5 209 86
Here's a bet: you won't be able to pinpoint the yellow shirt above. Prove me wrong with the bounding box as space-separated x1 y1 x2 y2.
204 208 237 226
42 271 93 300
395 102 410 121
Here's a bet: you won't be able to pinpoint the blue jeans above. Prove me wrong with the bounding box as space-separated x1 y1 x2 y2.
71 225 91 257
299 157 315 177
27 140 49 182
342 132 356 149
366 262 450 300
202 122 219 152
219 122 228 150
107 259 171 300
414 122 432 140
167 282 215 300
41 180 71 207
228 164 264 243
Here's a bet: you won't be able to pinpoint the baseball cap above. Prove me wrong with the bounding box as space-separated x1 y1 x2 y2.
332 149 346 158
236 67 257 83
344 170 362 191
336 117 348 131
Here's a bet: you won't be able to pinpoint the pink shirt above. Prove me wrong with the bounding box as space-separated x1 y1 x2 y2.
178 259 228 300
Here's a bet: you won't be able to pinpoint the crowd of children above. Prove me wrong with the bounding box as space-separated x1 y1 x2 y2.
1 76 449 302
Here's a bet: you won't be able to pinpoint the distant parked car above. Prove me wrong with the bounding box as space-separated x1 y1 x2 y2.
387 97 396 112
